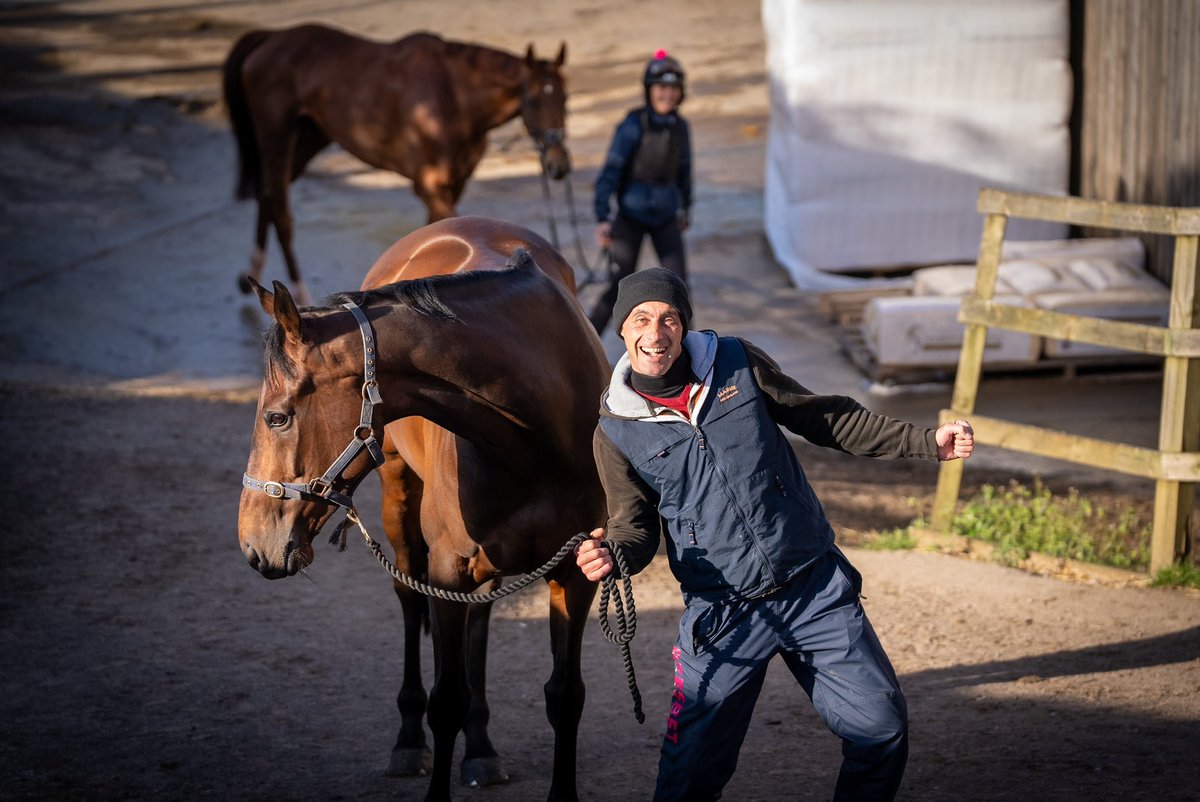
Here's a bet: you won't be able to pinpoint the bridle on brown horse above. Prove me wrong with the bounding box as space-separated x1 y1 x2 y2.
241 302 384 512
521 86 613 294
239 297 645 723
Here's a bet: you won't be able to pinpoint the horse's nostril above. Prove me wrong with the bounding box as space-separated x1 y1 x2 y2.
244 543 263 572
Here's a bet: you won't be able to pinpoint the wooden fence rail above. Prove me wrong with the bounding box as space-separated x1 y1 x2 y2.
931 189 1200 572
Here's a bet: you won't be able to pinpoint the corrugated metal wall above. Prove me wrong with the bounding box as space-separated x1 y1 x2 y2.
1079 0 1199 282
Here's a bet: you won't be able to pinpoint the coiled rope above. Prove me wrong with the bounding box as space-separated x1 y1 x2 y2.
338 509 644 723
596 542 645 723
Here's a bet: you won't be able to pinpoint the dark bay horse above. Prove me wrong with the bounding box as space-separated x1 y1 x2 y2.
223 25 571 305
237 217 609 802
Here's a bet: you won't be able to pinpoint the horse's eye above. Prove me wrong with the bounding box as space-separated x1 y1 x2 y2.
264 411 290 428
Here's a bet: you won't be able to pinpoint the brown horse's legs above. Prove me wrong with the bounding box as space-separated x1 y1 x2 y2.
380 457 433 777
460 600 508 787
543 568 596 802
426 595 472 802
236 205 270 296
271 202 311 307
256 125 312 306
414 166 459 223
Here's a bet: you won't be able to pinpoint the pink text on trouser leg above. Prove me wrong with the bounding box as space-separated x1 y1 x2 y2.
665 646 686 744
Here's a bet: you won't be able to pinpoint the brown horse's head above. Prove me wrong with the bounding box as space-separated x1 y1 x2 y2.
238 280 379 579
522 43 571 181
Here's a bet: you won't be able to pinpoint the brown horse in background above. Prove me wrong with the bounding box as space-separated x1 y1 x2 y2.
222 25 571 306
237 217 608 802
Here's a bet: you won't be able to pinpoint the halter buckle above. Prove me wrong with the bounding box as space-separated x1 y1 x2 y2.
308 477 332 498
263 481 286 499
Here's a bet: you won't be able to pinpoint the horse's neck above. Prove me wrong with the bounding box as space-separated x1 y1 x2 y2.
375 309 567 464
446 47 524 132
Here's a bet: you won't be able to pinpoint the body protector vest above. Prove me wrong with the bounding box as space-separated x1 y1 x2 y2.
599 337 836 602
628 108 684 185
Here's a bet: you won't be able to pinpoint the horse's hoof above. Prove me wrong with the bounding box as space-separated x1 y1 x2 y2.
237 274 253 295
385 746 432 777
460 755 509 787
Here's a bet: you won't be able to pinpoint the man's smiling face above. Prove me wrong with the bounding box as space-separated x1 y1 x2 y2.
620 301 685 377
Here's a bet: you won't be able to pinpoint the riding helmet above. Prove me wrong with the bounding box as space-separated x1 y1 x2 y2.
643 49 686 103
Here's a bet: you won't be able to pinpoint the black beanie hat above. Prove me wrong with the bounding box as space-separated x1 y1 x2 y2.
613 267 692 334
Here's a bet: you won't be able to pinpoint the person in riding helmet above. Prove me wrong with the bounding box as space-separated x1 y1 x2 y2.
590 49 694 334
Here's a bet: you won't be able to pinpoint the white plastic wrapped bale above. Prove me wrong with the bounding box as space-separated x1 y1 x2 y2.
1036 255 1169 358
891 236 1166 363
861 294 1039 367
762 0 1071 286
910 238 1147 297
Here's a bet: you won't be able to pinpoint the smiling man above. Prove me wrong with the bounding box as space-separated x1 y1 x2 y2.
576 267 975 802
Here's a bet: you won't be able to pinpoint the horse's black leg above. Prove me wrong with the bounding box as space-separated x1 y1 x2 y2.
543 567 597 802
389 584 433 776
237 203 271 296
460 600 508 787
380 456 433 777
425 595 471 802
256 122 311 306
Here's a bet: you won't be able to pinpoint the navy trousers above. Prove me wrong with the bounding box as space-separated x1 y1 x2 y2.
588 212 687 334
653 548 908 802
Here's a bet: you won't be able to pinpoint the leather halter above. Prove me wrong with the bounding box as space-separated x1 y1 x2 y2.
519 75 566 156
241 302 385 511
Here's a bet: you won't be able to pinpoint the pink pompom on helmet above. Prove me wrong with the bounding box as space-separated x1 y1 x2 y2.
643 49 686 102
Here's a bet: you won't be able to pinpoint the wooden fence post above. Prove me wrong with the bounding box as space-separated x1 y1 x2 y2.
1151 234 1200 571
932 212 1007 531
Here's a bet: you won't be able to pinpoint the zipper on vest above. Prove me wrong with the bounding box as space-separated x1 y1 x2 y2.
774 475 789 496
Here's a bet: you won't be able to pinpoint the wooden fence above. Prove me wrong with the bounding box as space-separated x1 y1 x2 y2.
931 188 1200 572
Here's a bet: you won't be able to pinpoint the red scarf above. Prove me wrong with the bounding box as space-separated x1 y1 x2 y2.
635 385 692 416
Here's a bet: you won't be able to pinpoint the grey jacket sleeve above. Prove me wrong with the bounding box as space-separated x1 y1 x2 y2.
593 424 665 577
741 339 939 460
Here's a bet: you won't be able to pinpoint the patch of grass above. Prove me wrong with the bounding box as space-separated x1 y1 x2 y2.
1150 562 1200 590
863 527 916 551
942 478 1151 569
861 479 1198 589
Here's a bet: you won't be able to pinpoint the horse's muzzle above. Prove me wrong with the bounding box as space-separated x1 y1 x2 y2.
242 539 304 580
544 146 571 181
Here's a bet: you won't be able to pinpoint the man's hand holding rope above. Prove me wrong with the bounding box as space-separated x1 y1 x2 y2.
575 527 614 580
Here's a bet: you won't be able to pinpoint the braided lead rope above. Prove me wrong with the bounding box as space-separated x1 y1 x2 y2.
597 544 645 723
560 174 590 271
536 152 595 285
342 509 646 723
538 157 562 252
345 509 588 603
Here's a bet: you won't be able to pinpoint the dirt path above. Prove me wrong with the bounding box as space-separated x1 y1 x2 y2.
1 2 1197 801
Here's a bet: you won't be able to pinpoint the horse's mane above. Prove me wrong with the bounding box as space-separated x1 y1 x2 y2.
263 249 539 376
441 38 526 80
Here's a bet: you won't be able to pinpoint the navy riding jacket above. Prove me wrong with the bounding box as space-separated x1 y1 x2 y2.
594 107 693 228
595 332 939 603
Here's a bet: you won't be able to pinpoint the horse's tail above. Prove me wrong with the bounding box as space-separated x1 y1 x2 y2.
223 29 272 200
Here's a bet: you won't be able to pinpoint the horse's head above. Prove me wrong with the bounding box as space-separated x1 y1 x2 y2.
238 280 384 579
522 43 570 180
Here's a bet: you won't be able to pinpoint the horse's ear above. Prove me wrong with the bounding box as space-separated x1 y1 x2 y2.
525 44 535 67
269 280 305 343
555 42 566 67
248 276 275 316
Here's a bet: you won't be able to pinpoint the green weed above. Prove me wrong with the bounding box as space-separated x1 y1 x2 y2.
948 478 1151 570
1150 562 1200 589
860 479 1200 588
864 527 916 551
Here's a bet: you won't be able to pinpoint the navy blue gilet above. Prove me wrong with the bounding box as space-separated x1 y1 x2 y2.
599 337 835 602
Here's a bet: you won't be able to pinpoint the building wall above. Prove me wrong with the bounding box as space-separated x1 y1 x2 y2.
1079 0 1200 282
